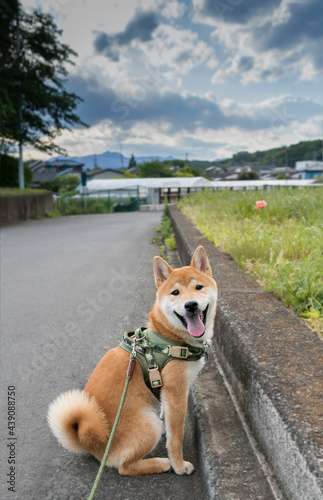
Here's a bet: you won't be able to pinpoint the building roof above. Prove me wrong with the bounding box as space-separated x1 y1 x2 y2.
56 168 81 176
210 179 317 189
78 177 212 191
46 158 85 168
87 168 123 177
302 164 323 172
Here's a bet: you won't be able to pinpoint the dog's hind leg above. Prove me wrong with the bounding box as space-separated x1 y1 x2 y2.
119 457 171 476
116 408 170 476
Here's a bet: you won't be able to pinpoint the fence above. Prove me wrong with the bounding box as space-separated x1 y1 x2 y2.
55 187 145 215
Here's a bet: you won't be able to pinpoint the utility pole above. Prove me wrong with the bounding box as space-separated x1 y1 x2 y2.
16 3 24 188
185 153 188 165
271 154 275 166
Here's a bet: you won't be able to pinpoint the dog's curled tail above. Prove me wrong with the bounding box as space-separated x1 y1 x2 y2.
47 389 109 454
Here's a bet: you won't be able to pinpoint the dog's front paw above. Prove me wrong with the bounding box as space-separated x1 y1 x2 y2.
173 461 195 475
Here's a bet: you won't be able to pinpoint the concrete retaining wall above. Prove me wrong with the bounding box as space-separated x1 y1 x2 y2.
0 192 53 225
168 205 323 500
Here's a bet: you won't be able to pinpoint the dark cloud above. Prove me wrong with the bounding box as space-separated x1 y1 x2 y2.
259 1 323 65
117 11 159 44
94 11 159 61
201 0 281 24
68 74 321 134
206 0 322 81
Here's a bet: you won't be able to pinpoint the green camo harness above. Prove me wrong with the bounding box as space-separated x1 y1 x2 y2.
120 326 206 399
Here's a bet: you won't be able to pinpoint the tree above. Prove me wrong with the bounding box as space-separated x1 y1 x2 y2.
40 174 80 193
0 1 87 187
0 154 33 187
167 159 185 168
138 160 173 178
175 164 211 180
175 171 194 177
237 170 259 180
128 154 137 169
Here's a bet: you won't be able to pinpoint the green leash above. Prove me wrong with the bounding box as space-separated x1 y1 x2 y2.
87 349 137 500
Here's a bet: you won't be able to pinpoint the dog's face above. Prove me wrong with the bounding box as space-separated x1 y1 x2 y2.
153 246 217 343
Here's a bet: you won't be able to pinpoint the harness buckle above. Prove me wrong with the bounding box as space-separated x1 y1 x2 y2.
148 367 162 388
167 345 189 359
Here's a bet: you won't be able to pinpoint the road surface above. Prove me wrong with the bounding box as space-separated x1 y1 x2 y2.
0 213 205 500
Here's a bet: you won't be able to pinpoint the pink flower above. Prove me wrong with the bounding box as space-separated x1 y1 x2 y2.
254 200 267 209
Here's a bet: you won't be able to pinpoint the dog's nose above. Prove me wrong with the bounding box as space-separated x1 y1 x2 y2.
184 301 198 313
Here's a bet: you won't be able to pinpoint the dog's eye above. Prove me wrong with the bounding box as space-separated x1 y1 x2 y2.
171 290 179 296
196 285 203 290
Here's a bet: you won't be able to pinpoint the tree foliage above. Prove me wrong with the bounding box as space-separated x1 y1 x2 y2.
237 170 259 180
40 174 80 193
216 140 322 169
128 154 137 169
0 0 87 154
138 160 173 178
0 154 33 187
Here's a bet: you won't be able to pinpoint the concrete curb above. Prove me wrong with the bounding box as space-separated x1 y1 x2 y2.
168 205 323 500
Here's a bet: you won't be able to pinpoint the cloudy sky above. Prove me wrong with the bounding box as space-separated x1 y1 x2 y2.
23 0 322 161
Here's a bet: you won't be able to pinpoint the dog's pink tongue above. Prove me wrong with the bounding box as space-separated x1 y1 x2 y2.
185 314 205 338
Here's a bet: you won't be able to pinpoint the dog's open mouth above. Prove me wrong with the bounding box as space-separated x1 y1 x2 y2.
174 305 208 338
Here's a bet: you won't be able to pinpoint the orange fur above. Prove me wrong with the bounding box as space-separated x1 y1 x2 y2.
48 246 217 476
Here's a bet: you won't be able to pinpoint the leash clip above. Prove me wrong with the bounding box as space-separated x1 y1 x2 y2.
131 338 138 358
131 334 146 358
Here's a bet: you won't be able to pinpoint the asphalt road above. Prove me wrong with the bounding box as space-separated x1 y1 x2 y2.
0 213 205 500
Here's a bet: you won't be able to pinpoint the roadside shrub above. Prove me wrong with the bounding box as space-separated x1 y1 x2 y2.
87 200 108 214
165 234 177 250
40 174 80 193
154 198 177 253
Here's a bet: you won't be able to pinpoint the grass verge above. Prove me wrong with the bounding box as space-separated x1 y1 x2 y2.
151 199 177 260
178 187 323 336
0 188 47 196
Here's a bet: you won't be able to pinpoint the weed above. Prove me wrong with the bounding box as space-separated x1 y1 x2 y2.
152 198 177 255
178 187 323 336
46 209 61 218
165 234 177 250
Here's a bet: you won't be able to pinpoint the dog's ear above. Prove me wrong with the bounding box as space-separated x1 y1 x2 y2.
154 257 173 288
191 246 212 277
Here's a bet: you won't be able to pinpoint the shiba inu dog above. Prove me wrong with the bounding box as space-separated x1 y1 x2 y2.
48 246 217 476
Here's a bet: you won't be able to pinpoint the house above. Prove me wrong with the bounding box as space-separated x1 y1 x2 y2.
29 158 84 187
295 160 323 171
86 168 124 180
205 165 227 179
296 163 323 180
270 166 294 177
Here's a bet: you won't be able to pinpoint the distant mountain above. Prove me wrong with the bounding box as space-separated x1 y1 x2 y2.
51 151 175 170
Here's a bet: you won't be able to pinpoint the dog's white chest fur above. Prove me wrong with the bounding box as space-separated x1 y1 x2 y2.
186 357 206 387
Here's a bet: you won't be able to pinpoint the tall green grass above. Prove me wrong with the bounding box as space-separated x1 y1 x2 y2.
178 187 323 335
